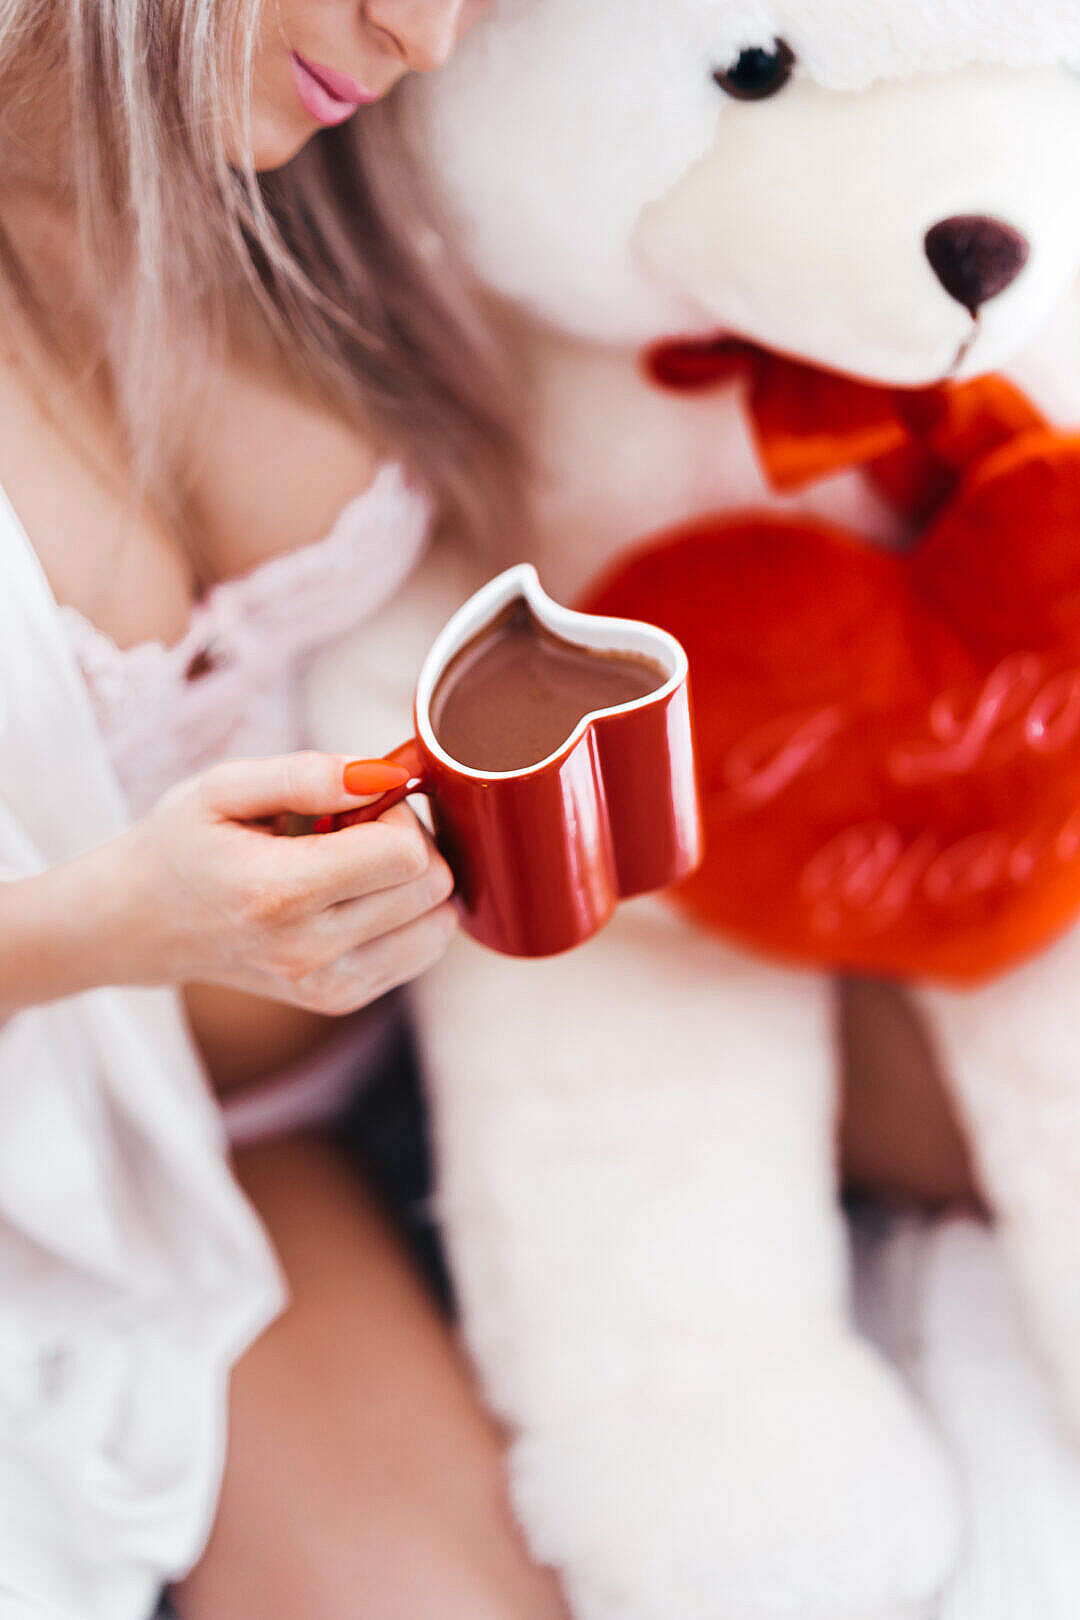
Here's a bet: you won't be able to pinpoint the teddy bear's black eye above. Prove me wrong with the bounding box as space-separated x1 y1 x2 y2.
713 39 796 101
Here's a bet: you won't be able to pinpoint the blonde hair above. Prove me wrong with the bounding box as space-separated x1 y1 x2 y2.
0 0 525 543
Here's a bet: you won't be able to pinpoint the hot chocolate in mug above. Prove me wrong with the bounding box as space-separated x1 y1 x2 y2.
326 565 702 958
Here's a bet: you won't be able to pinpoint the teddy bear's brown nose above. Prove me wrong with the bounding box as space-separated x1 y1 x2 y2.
924 215 1030 316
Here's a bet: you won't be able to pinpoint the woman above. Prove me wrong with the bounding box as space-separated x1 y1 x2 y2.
0 4 567 1618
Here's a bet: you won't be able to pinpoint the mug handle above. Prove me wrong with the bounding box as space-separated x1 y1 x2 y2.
313 739 428 833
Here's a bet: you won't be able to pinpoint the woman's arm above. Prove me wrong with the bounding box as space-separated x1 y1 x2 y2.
0 835 146 1018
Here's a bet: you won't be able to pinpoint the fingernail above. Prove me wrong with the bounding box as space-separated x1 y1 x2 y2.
343 760 411 796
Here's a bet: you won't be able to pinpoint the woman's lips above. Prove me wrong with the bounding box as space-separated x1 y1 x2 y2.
290 52 378 126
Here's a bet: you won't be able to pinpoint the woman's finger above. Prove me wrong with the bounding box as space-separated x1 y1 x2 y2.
279 855 455 976
202 752 407 822
277 811 436 909
295 904 459 1015
327 853 455 945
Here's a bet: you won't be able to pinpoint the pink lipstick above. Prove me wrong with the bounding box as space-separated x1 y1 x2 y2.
290 52 378 126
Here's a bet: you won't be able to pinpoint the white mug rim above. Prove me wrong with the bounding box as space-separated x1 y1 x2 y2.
414 564 688 781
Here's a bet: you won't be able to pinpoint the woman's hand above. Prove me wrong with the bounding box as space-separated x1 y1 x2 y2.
0 754 457 1019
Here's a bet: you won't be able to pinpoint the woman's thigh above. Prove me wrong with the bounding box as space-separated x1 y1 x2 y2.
172 1133 569 1620
838 977 980 1209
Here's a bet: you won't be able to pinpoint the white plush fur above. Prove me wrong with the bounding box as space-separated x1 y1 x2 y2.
855 1212 1080 1620
307 6 1080 1616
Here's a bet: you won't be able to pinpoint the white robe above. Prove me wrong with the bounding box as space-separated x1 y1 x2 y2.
0 486 284 1619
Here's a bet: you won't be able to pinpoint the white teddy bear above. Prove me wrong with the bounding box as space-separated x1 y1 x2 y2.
309 6 1080 1617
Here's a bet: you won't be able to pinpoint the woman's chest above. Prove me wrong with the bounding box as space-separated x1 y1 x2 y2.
0 355 381 651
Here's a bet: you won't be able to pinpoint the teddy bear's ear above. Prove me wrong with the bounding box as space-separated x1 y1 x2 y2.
744 0 1080 90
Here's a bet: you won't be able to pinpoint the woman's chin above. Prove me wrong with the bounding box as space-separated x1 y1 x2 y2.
242 112 322 174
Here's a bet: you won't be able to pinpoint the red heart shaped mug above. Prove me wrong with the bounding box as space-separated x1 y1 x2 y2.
330 565 702 958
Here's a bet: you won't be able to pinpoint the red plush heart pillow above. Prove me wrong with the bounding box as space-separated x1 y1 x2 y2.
582 346 1080 985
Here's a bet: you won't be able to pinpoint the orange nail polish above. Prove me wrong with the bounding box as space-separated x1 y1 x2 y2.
343 759 411 796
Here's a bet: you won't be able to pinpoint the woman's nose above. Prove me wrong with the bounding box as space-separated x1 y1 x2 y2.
364 0 467 73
